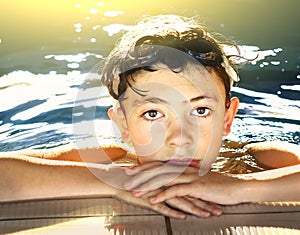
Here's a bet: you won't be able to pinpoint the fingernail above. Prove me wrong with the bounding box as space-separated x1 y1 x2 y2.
176 214 186 220
149 196 157 204
132 191 141 197
213 207 222 216
199 211 210 218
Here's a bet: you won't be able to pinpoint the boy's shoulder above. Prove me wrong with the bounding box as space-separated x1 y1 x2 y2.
244 141 300 169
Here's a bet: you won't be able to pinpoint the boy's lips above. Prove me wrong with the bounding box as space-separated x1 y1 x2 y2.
166 159 200 168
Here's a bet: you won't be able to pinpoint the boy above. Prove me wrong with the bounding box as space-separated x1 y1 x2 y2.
100 14 300 218
1 14 299 220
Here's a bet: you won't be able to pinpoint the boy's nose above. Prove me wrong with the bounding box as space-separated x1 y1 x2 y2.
166 118 193 148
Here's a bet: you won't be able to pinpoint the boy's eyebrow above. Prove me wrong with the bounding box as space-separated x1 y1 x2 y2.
133 97 168 106
133 95 218 106
189 95 218 103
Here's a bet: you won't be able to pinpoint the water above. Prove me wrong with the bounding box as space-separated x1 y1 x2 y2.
0 0 299 152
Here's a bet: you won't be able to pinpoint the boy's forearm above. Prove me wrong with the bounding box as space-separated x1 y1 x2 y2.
0 157 119 202
239 171 300 203
0 156 184 219
6 144 127 163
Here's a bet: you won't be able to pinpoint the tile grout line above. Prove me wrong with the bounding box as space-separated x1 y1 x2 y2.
164 216 173 235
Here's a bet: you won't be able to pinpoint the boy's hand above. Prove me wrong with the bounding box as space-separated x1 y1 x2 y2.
148 171 244 205
123 162 235 218
96 166 198 219
115 187 204 220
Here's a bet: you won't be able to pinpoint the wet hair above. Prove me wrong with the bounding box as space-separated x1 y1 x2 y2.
100 14 241 106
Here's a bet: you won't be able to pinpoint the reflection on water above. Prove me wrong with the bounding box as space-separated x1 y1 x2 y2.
0 70 299 152
0 0 299 153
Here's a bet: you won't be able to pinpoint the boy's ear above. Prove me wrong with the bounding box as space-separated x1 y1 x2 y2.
223 97 239 136
107 107 131 144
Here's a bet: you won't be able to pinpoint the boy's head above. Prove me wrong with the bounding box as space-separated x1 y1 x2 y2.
101 14 240 173
101 14 239 105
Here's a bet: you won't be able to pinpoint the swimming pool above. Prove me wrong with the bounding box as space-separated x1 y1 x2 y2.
0 1 300 234
0 0 299 153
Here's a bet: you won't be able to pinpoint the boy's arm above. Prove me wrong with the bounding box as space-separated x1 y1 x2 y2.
146 168 300 206
238 169 300 203
0 152 187 219
6 144 128 163
0 143 132 202
0 154 118 202
125 141 300 205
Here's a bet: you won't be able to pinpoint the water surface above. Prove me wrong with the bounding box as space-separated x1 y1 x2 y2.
0 0 299 152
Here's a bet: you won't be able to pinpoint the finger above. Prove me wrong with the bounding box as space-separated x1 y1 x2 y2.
165 197 211 218
131 173 180 196
125 164 187 190
125 161 163 175
185 197 222 216
131 187 162 198
133 173 198 196
150 184 191 204
151 202 186 220
117 190 186 220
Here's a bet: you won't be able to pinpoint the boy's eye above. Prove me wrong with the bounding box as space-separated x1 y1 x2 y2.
142 110 164 120
191 107 210 117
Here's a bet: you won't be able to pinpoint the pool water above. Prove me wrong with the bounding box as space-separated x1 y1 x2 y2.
0 1 299 172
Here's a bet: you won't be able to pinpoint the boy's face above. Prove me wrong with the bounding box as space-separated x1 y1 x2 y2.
109 65 238 172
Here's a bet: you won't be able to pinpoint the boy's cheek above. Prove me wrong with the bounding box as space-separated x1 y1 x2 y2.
129 121 166 145
131 129 167 158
